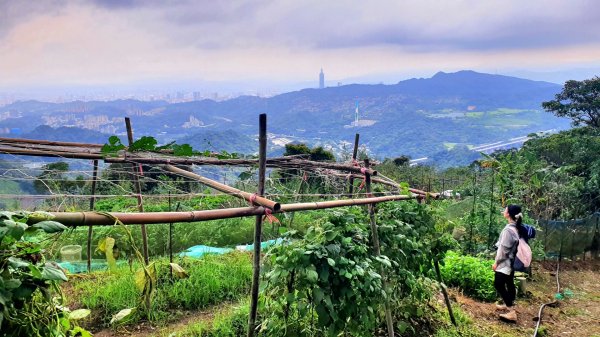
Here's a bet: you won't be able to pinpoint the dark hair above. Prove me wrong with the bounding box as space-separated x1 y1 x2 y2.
507 204 523 228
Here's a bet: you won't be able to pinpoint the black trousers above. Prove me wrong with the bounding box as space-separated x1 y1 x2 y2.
494 271 516 307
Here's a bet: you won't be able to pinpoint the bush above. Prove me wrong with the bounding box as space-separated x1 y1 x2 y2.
439 251 496 301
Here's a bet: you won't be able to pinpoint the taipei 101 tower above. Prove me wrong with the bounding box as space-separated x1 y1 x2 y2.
319 68 324 89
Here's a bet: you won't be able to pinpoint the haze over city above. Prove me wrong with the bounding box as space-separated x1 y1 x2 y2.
1 0 600 102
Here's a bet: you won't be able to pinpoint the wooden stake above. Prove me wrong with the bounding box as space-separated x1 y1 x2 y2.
87 159 98 272
434 258 457 326
125 117 149 265
364 159 394 337
248 114 267 337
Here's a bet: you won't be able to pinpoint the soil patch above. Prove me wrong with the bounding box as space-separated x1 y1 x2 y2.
451 259 600 336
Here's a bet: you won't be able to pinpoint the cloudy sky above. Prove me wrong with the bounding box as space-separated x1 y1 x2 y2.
1 0 600 95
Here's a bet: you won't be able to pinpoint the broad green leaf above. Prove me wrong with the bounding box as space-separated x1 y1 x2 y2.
12 283 35 299
326 258 336 267
110 308 135 325
0 289 11 306
313 287 324 303
4 279 21 289
104 237 117 272
28 265 42 278
4 220 27 240
31 220 67 233
130 136 158 152
169 263 189 279
69 327 92 337
96 237 107 253
8 257 29 268
41 264 68 282
0 211 15 219
134 268 146 292
306 270 318 282
69 309 91 320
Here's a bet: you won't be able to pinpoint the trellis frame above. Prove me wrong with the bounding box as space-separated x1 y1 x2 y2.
1 114 440 337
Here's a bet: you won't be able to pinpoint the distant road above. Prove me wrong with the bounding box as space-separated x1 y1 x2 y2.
472 129 557 154
408 129 558 165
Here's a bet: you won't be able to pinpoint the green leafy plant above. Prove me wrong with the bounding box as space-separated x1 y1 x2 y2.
0 210 91 336
439 251 496 301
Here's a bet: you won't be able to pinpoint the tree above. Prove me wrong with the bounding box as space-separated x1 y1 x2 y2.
392 155 411 166
542 76 600 128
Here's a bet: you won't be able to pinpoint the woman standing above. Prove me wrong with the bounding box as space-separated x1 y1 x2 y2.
492 204 522 322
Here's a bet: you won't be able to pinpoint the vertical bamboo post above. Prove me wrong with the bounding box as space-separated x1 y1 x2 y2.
441 176 445 194
347 133 360 196
248 113 267 337
487 170 495 249
364 159 394 337
470 170 477 254
86 159 99 272
125 117 149 265
434 258 456 326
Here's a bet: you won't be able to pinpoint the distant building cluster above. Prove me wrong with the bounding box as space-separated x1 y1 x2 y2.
182 115 204 128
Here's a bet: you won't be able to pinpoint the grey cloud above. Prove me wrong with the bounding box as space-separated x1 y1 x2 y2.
0 0 67 36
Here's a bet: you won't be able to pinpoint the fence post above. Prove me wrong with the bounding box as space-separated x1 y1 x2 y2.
86 159 99 272
364 159 395 337
487 170 495 249
248 113 267 337
347 133 360 196
125 117 149 265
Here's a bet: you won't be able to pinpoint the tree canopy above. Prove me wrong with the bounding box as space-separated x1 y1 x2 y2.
542 76 600 128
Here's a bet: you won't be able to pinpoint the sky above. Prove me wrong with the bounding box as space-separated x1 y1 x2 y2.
1 0 600 97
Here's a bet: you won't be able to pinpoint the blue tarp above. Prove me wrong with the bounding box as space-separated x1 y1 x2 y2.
235 238 284 251
179 245 234 258
58 260 127 274
181 239 285 258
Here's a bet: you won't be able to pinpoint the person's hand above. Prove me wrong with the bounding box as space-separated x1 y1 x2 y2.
492 263 497 271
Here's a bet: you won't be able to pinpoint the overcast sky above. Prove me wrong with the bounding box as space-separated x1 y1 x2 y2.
1 0 600 94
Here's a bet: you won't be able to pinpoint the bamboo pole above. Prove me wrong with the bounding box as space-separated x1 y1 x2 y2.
125 117 149 265
87 159 99 272
487 170 495 249
248 114 267 337
164 164 280 211
0 142 377 176
332 172 439 198
0 146 103 159
28 193 418 227
0 137 104 148
348 133 360 196
364 159 394 337
280 194 416 212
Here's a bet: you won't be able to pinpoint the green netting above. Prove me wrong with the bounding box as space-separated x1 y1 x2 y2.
538 213 600 259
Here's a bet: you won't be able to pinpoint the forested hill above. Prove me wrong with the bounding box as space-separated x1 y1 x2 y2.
0 71 570 166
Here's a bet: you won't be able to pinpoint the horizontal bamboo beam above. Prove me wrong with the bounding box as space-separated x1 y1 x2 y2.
29 193 418 227
0 142 376 175
0 137 104 148
0 146 104 160
279 194 417 212
332 172 439 198
164 164 280 211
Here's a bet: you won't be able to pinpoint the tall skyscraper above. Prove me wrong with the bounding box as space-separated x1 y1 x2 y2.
319 68 324 89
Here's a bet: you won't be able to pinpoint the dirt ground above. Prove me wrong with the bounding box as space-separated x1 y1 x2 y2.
450 259 600 337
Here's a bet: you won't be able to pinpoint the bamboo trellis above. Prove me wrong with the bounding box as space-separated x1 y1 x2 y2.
0 114 440 337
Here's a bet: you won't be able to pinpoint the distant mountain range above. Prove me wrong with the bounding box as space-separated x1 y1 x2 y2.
0 70 571 167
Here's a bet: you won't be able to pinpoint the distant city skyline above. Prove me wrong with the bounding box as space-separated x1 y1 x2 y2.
1 1 600 100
